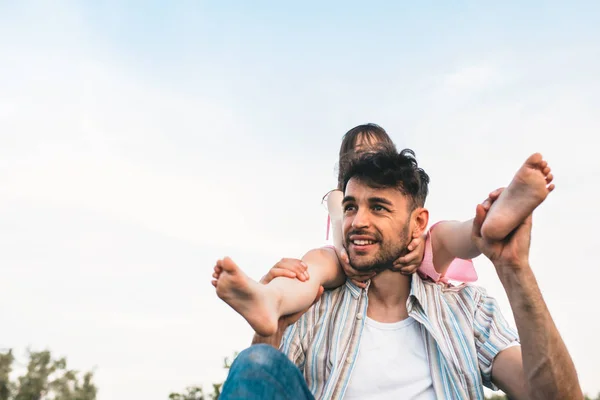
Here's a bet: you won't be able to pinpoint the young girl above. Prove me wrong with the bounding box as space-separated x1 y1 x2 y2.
212 124 554 337
324 124 478 285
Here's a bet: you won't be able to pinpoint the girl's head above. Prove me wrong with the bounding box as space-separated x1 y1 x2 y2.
337 123 395 189
338 123 394 159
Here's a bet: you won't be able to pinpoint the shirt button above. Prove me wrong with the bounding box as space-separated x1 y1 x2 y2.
356 314 363 320
346 357 352 363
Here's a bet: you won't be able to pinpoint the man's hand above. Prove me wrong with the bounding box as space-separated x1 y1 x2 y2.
471 201 532 271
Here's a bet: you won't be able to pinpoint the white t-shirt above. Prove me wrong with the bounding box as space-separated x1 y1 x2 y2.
344 316 437 400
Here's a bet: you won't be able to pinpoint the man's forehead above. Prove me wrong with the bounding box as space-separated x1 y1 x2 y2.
344 178 406 204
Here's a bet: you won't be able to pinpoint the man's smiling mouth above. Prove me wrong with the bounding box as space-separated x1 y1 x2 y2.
351 239 376 245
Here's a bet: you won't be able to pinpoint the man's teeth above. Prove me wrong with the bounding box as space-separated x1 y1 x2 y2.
353 239 374 245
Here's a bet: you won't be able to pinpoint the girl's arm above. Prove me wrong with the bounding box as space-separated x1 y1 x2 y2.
302 247 346 289
430 219 481 273
423 189 504 282
259 249 346 291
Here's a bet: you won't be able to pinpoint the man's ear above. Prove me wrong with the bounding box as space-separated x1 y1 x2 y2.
411 207 429 237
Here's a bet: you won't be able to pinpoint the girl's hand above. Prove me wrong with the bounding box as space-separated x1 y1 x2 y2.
391 234 426 275
335 247 376 289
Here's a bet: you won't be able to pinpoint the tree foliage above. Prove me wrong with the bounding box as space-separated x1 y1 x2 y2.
6 347 598 400
168 353 237 400
0 349 96 400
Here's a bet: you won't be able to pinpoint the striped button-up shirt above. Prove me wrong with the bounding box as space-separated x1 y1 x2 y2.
280 272 519 399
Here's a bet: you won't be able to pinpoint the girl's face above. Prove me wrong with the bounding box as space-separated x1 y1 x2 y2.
353 134 382 154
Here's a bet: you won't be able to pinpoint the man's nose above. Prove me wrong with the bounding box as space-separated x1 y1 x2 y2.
351 208 370 229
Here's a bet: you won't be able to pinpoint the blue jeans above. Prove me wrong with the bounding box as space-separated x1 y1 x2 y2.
220 344 315 400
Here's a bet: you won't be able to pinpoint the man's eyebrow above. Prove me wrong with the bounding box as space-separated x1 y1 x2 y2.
342 196 356 204
369 197 393 206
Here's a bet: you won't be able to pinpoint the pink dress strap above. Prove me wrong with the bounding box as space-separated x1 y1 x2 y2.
417 222 478 284
322 189 336 241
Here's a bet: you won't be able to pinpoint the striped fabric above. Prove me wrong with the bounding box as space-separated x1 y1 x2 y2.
280 272 519 400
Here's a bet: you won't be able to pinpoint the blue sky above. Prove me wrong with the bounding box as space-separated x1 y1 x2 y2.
1 1 599 399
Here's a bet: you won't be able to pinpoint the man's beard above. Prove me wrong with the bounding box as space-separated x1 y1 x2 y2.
345 221 411 273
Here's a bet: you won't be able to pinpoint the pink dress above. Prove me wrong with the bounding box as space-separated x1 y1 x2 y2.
416 222 478 284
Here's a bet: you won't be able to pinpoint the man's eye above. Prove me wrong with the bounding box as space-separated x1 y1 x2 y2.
343 205 356 212
373 205 386 212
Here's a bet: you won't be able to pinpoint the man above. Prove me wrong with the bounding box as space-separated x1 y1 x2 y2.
219 146 581 399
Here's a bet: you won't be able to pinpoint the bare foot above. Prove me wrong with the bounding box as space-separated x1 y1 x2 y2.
213 257 280 336
481 153 555 241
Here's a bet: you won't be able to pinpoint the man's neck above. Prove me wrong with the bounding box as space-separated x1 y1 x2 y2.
367 269 412 323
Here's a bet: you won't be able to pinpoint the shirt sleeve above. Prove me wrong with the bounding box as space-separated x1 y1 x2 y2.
473 291 520 390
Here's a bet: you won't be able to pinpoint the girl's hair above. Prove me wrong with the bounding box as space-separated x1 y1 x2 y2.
336 123 395 189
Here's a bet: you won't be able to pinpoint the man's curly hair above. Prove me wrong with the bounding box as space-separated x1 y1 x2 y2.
339 143 430 210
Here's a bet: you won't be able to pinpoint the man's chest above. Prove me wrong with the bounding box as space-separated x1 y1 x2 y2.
299 299 484 399
342 317 436 400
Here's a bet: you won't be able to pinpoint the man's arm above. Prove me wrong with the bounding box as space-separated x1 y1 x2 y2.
488 344 527 398
491 264 581 399
472 204 582 399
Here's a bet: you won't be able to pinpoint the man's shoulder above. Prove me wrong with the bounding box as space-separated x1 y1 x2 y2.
282 282 356 349
311 281 355 308
419 276 489 307
445 282 489 296
296 282 357 326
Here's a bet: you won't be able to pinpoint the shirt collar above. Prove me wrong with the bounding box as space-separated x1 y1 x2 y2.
344 273 428 308
408 272 430 315
344 278 368 298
